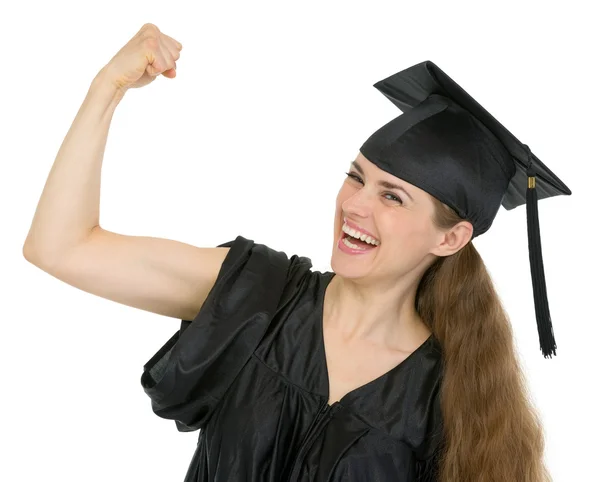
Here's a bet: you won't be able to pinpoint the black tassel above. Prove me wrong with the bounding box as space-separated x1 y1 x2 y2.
523 144 557 358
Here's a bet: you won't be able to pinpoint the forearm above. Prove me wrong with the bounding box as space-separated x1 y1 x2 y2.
23 68 124 264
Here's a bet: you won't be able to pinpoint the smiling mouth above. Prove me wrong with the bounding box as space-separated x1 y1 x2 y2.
341 231 379 249
340 220 380 247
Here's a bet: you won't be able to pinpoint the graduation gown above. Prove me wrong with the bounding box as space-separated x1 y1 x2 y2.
141 235 445 481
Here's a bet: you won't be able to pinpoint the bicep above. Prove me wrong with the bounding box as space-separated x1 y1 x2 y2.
45 226 230 320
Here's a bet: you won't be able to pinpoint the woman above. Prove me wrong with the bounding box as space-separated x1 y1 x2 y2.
23 24 568 481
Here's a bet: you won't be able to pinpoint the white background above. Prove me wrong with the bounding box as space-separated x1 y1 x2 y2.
2 1 598 481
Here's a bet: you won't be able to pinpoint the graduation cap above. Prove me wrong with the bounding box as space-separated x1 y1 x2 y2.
359 60 571 359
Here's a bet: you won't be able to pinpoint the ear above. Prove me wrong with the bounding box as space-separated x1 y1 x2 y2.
432 221 473 257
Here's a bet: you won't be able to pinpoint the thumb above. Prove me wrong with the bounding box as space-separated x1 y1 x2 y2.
146 63 162 77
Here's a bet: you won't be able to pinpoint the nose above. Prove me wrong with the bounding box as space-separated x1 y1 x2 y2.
341 188 375 218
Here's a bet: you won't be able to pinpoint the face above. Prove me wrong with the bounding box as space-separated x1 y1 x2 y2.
331 152 444 281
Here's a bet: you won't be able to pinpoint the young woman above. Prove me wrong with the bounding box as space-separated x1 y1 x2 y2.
23 23 568 482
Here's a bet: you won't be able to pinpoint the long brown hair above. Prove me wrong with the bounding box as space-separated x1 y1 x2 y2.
415 198 553 482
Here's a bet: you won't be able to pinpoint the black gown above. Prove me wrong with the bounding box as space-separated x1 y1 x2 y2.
141 235 445 482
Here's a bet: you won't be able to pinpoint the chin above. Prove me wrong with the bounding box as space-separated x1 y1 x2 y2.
330 247 374 275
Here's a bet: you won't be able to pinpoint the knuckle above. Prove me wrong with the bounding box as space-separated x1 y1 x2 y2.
143 36 160 50
141 23 158 32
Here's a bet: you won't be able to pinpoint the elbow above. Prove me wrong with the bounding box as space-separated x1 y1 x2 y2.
22 234 61 271
23 225 101 270
23 242 37 263
23 243 68 274
22 242 50 269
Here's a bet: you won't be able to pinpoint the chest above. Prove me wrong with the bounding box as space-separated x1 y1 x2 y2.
322 323 412 406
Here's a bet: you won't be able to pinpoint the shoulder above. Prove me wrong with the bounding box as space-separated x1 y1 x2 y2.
214 235 315 306
217 235 313 275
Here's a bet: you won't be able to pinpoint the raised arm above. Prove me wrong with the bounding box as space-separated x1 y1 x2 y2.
22 24 228 321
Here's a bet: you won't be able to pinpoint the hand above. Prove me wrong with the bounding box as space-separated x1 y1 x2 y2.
100 23 183 94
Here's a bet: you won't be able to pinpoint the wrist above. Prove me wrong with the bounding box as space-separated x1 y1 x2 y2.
89 66 126 109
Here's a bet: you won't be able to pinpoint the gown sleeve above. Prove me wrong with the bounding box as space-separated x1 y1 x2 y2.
140 235 311 432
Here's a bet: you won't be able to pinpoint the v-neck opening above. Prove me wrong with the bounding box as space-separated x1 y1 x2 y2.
318 271 433 407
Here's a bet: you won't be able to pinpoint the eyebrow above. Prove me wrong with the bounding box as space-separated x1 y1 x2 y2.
350 160 415 202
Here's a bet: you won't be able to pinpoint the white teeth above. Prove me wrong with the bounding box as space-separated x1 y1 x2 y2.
342 236 365 250
341 223 380 246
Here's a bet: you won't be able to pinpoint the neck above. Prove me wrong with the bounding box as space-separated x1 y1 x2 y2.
324 272 431 350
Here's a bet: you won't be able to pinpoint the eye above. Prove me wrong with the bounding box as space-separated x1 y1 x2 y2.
344 172 403 204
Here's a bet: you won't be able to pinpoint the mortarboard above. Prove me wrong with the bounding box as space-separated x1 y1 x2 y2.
359 60 571 359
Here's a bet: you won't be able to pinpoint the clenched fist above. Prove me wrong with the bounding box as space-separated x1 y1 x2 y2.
99 23 183 94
